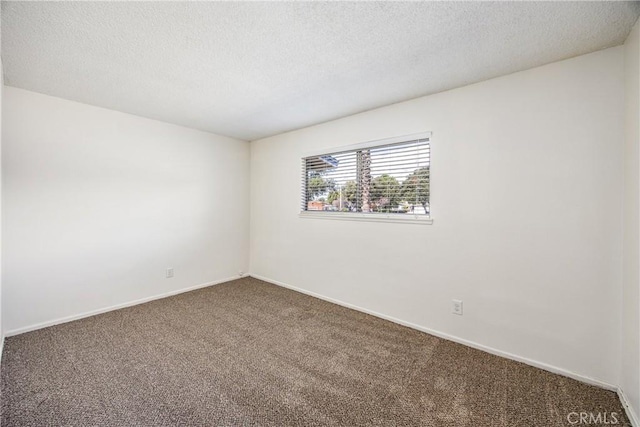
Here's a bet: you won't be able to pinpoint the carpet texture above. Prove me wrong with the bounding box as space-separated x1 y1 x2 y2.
1 277 629 426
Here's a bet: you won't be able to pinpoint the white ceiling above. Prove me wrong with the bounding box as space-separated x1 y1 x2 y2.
2 2 639 141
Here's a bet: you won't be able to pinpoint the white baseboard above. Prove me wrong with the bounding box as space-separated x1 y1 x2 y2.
249 274 617 392
618 388 640 427
5 275 246 337
4 273 627 414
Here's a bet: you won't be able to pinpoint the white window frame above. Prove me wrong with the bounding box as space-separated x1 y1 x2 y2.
299 132 433 225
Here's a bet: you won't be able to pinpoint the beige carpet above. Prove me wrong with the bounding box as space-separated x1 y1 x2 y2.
1 277 629 426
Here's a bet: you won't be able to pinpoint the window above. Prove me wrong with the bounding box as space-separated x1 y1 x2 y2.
300 133 431 223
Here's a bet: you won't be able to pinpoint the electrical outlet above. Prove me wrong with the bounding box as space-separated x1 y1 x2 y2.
452 299 463 315
166 268 174 278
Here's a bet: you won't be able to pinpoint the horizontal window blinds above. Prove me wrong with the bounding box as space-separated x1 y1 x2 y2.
301 137 430 215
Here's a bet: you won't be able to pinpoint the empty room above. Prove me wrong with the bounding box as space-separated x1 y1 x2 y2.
0 1 639 426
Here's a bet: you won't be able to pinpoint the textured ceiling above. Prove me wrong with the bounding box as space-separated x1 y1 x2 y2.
2 2 639 141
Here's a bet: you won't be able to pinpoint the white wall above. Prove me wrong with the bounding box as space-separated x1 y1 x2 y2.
623 18 640 423
2 87 250 333
250 47 625 386
0 64 4 345
1 5 5 348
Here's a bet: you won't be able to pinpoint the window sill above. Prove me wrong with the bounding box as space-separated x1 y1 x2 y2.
299 211 434 224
